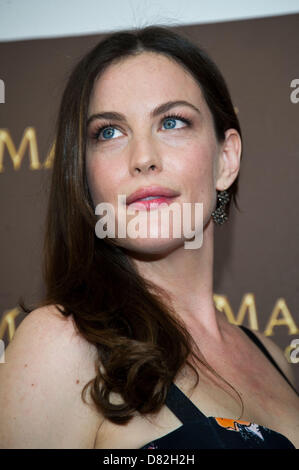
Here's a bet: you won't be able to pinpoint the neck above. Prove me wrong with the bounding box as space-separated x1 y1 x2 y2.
127 218 226 343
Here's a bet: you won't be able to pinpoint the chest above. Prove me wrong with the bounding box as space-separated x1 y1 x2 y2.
94 349 299 449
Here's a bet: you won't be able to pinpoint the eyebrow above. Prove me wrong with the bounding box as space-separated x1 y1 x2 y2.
86 100 201 127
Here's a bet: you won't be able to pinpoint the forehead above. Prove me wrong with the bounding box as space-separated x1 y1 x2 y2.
88 52 208 115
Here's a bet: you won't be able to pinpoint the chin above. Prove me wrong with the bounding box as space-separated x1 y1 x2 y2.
115 236 184 257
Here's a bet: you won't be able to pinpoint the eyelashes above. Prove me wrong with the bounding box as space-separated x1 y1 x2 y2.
89 112 192 143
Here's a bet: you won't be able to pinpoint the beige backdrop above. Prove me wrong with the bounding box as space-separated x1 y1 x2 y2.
0 13 299 389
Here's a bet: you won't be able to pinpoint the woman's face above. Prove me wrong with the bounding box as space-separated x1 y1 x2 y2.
86 51 231 254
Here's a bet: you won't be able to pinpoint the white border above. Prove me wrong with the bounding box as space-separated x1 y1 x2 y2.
0 0 299 42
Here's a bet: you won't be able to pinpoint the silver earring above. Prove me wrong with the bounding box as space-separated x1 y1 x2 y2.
211 189 230 225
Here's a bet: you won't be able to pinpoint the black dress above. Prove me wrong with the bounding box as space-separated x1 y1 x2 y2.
140 326 297 449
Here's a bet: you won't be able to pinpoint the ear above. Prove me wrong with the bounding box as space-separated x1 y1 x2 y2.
215 129 242 191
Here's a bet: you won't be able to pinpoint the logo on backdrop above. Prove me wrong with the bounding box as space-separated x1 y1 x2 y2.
290 339 299 364
290 78 299 104
0 79 4 104
0 127 54 173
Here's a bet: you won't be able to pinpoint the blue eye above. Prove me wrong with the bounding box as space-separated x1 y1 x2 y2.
102 127 115 139
162 114 191 130
92 125 123 141
91 113 192 143
163 118 177 129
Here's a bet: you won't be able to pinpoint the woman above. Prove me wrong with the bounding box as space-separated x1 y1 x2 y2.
0 26 298 449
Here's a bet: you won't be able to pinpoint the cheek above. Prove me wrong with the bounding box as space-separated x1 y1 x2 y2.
86 157 117 204
176 141 215 189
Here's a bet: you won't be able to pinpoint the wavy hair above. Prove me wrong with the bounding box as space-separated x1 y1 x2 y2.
21 26 243 424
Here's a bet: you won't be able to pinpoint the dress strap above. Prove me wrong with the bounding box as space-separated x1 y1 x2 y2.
165 382 208 424
239 325 298 395
164 382 226 447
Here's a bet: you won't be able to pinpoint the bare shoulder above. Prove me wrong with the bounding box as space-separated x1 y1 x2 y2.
13 304 98 373
0 304 104 448
249 328 296 389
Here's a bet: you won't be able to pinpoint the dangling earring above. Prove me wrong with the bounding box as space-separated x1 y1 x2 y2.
211 189 230 225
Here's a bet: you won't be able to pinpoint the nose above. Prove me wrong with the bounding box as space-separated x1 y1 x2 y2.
128 135 162 176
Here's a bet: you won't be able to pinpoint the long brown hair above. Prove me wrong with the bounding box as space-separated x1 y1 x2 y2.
21 26 244 424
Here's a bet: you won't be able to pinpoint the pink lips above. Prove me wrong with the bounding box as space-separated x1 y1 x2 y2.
126 186 180 207
128 197 177 210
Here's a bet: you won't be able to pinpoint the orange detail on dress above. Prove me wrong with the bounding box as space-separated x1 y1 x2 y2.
215 417 251 431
